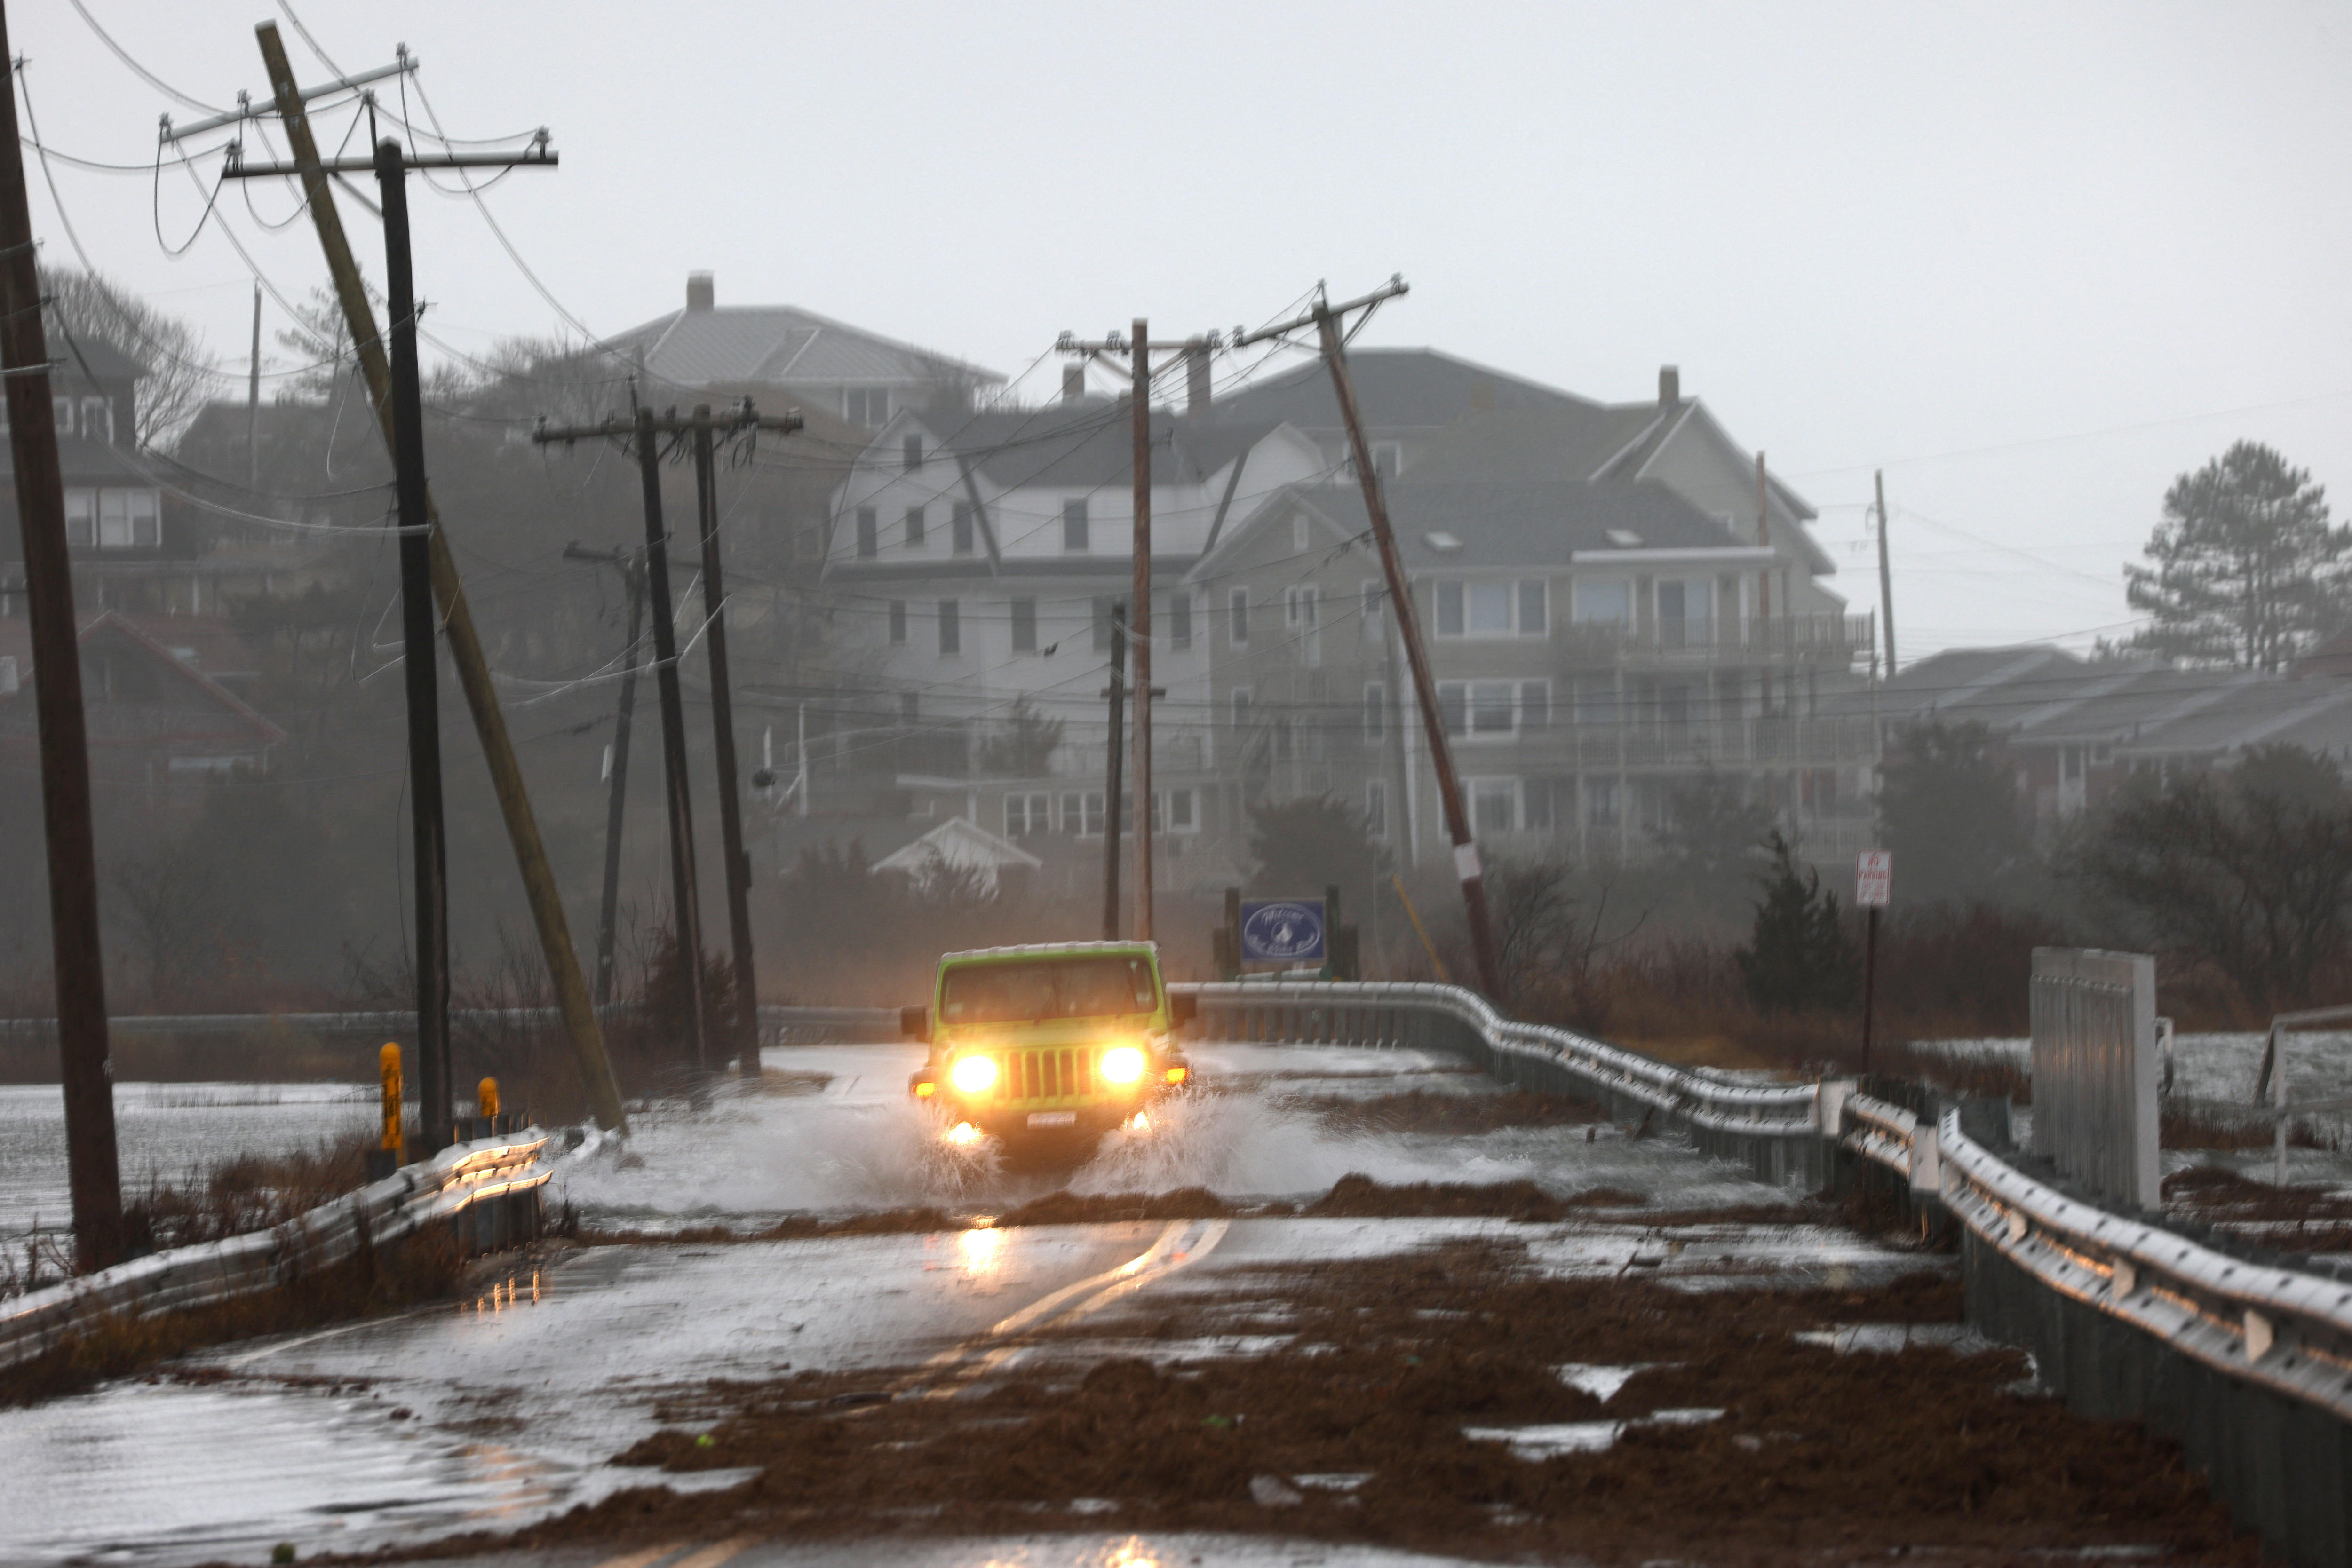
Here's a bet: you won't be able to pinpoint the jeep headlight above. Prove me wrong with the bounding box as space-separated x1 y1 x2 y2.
949 1054 998 1094
1099 1045 1146 1085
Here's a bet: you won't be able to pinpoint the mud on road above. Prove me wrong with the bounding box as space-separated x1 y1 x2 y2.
434 1230 2252 1567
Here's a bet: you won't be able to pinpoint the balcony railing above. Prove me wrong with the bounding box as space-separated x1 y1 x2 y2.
1556 611 1874 665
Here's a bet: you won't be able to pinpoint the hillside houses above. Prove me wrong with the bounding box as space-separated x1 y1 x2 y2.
810 350 1873 889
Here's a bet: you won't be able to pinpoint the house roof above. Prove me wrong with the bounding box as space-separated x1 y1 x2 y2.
607 303 1003 396
1197 479 1750 580
907 401 1282 493
869 816 1043 876
0 610 284 746
1397 406 1670 488
1212 348 1602 431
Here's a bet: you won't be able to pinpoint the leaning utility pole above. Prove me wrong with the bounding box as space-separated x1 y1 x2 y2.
691 407 761 1079
564 543 645 1010
0 0 122 1269
1058 324 1220 942
1236 279 1504 1000
1874 468 1897 678
535 406 800 1074
1100 599 1127 940
188 24 629 1134
372 137 450 1148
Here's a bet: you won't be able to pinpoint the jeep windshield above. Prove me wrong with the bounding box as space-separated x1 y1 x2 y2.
939 956 1159 1025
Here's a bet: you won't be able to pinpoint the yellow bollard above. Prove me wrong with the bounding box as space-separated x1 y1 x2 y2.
379 1043 404 1160
477 1076 500 1121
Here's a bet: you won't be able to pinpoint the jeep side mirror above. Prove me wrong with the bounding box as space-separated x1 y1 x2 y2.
899 1005 930 1041
1169 993 1197 1027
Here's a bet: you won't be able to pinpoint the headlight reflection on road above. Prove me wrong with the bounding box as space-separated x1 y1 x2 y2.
1099 1045 1146 1084
958 1224 1002 1277
946 1120 982 1146
948 1053 998 1093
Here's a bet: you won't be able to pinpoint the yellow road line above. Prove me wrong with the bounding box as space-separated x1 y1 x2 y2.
667 1538 762 1568
585 1545 691 1568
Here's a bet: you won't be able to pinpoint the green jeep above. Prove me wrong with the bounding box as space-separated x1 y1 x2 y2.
903 941 1195 1146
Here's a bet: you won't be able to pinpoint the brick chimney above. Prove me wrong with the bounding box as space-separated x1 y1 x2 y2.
1062 364 1086 403
1658 364 1680 408
686 272 715 313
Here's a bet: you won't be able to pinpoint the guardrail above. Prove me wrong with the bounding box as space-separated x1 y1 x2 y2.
1177 981 1829 1188
1182 978 2351 1564
0 1127 553 1372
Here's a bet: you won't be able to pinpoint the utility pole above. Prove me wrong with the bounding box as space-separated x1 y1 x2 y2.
565 543 644 1009
535 406 801 1075
373 138 450 1148
246 284 261 489
1874 469 1897 678
1235 279 1505 1001
1100 599 1127 940
691 407 761 1078
0 0 122 1269
1059 324 1220 942
194 25 629 1136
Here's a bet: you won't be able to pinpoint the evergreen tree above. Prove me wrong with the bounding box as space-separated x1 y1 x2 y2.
2126 441 2351 671
1735 832 1859 1013
1877 719 2032 907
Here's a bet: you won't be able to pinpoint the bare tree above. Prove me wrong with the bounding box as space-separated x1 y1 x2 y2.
2069 744 2352 1009
108 840 220 1008
42 266 220 449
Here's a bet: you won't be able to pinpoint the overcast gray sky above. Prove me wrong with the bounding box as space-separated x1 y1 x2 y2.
13 1 2351 661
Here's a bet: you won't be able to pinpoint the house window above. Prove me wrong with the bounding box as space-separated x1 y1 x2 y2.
844 388 889 423
82 398 111 444
1167 787 1196 831
1272 717 1293 761
900 692 920 723
1062 498 1089 552
1232 688 1253 730
1228 587 1248 645
1365 778 1388 839
888 600 907 645
1285 585 1319 665
1471 779 1517 835
1292 514 1310 552
1004 792 1052 837
902 434 923 470
1573 579 1634 625
1438 680 1522 738
1058 790 1105 836
1434 579 1545 637
63 489 93 547
1362 580 1385 641
1524 778 1555 831
951 502 975 555
938 599 961 656
1586 777 1620 827
1575 676 1619 728
1010 598 1037 653
854 507 878 559
52 397 72 434
1363 681 1386 744
1344 441 1403 482
1658 579 1712 648
904 505 926 547
1518 681 1550 733
1169 591 1192 650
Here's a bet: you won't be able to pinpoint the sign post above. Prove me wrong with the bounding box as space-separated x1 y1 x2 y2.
1856 851 1892 1073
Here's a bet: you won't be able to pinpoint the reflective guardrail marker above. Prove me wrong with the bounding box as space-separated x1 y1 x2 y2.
478 1076 500 1120
380 1043 405 1161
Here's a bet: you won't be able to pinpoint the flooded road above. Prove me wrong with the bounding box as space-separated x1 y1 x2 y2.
0 1041 1905 1566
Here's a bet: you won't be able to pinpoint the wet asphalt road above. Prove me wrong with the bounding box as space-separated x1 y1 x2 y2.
0 1039 1896 1568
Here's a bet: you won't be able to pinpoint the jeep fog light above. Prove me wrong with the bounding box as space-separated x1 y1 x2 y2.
1099 1045 1146 1084
949 1054 998 1093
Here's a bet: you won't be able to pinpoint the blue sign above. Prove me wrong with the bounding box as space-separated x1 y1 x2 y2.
1240 898 1327 965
